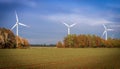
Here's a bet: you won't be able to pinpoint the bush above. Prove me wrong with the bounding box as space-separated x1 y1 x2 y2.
56 41 63 48
0 28 16 48
0 27 30 49
57 34 120 48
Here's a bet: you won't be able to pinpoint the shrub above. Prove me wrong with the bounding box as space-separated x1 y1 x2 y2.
0 28 16 48
0 27 30 49
56 41 63 48
58 34 120 48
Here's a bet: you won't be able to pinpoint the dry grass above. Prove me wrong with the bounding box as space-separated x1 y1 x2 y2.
0 48 120 69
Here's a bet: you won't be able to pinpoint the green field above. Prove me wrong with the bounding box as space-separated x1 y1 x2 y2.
0 47 120 69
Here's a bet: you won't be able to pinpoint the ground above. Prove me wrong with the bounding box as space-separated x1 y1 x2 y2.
0 47 120 69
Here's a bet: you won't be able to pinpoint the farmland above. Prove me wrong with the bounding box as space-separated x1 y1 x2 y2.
0 47 120 69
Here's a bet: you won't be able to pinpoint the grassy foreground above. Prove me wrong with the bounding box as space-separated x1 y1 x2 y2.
0 47 120 69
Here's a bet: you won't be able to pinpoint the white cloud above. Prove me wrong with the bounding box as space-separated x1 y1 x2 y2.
42 13 112 26
28 38 59 44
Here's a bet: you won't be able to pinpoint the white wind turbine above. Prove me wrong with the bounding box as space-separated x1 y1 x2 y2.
11 11 29 47
62 22 76 35
101 24 113 40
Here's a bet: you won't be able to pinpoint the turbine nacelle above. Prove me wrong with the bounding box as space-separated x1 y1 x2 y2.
62 22 76 35
11 23 29 30
63 22 76 28
11 11 29 30
102 24 114 40
103 24 114 31
11 11 29 47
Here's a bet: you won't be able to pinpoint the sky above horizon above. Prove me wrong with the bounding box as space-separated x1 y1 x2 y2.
0 0 120 44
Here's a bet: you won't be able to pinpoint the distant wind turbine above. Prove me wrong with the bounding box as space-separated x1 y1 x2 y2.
11 11 29 47
62 22 76 35
101 24 113 40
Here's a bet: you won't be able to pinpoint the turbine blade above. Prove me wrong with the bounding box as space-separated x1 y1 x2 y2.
103 24 107 30
15 11 19 22
102 31 106 37
107 29 114 31
70 23 76 27
62 22 69 27
11 24 17 30
19 23 29 27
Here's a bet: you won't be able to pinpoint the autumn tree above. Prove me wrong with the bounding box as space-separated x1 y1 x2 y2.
0 27 30 49
64 34 77 48
0 28 16 48
16 35 30 48
58 34 120 48
56 41 63 48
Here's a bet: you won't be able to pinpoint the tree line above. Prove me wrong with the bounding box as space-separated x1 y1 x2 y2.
0 28 30 49
57 34 120 48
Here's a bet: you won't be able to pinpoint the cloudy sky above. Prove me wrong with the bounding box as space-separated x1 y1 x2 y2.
0 0 120 44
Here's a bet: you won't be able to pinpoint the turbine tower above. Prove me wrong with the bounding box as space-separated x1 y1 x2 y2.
102 24 113 40
11 11 29 47
62 22 76 35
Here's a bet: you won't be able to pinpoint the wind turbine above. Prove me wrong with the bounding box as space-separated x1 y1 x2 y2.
62 22 76 35
11 11 29 47
101 24 113 40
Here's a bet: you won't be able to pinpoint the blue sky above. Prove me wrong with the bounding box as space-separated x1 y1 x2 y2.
0 0 120 44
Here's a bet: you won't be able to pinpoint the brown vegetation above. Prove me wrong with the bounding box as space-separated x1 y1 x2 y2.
0 28 30 49
57 34 120 48
16 36 30 48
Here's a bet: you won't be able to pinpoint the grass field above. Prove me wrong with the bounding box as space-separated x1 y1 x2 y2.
0 47 120 69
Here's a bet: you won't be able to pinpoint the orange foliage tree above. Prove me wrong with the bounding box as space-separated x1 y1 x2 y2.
0 28 30 49
57 34 120 48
